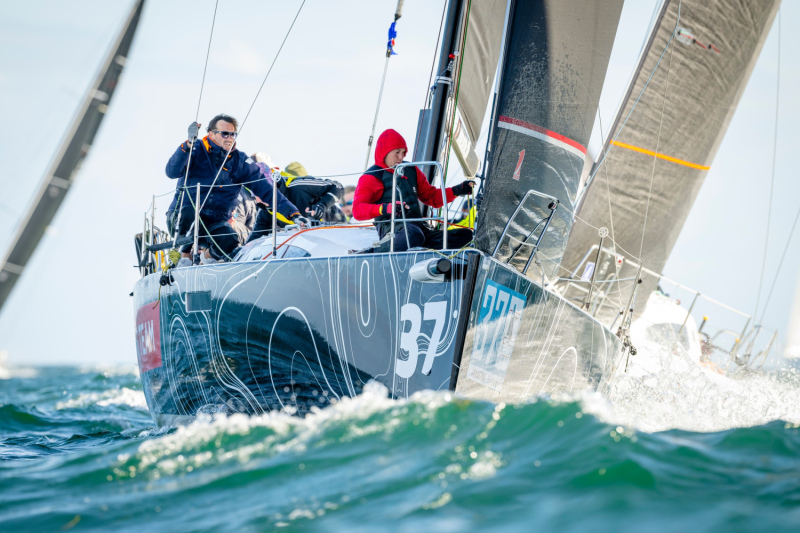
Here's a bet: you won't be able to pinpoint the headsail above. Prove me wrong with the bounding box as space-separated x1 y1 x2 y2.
474 0 624 279
561 0 780 302
450 0 506 177
0 0 146 311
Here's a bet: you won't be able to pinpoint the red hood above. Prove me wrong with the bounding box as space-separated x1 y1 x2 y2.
374 129 407 168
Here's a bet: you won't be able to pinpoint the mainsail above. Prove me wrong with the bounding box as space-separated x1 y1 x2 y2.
0 0 145 311
561 0 780 304
474 0 624 279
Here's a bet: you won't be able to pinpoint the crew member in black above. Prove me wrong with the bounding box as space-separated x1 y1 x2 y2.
248 161 346 241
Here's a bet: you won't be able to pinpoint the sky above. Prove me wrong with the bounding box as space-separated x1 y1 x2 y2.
0 0 797 366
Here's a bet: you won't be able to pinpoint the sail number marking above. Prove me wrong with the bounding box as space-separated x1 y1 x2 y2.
396 301 448 378
467 280 526 390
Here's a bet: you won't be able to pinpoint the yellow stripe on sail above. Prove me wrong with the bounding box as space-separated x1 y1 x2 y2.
610 140 710 171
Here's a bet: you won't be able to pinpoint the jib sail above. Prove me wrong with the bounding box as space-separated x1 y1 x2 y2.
561 0 780 304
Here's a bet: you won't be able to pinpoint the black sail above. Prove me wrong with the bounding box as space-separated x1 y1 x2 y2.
475 0 623 279
562 0 780 307
0 0 146 310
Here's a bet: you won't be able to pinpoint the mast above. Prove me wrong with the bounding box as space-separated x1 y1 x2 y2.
412 0 464 177
413 0 507 185
0 0 146 312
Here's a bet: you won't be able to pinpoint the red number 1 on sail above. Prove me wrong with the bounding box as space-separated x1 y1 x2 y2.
512 149 525 181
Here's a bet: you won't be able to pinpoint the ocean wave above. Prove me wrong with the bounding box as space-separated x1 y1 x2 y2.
78 365 140 378
3 378 800 531
55 387 148 410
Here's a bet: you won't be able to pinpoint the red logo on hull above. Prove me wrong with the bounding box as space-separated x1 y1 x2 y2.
512 150 525 181
135 302 162 372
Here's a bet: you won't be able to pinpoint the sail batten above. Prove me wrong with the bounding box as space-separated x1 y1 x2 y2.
0 0 145 311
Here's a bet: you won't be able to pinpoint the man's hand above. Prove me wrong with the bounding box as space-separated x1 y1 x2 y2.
306 202 326 220
451 180 476 196
379 201 409 217
292 216 310 228
188 122 201 143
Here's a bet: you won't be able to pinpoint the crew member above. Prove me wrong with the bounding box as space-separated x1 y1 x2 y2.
165 114 305 263
341 185 356 221
249 161 345 240
231 186 258 245
352 129 474 251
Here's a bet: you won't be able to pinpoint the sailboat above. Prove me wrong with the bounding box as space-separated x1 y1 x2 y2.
132 0 781 426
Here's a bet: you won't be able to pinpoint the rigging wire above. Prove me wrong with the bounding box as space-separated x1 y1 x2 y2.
758 203 800 326
171 0 219 249
638 1 679 261
238 0 306 134
597 110 625 308
577 0 683 204
195 0 219 123
197 0 306 216
559 203 642 264
363 0 405 171
753 9 781 321
413 0 449 157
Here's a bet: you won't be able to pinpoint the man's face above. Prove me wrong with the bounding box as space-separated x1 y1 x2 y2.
384 148 406 168
208 120 236 151
342 191 355 218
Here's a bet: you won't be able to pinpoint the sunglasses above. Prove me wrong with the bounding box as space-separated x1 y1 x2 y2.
212 130 238 139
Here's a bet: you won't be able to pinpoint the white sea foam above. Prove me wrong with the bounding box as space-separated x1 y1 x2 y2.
597 340 800 433
56 387 147 410
127 382 458 478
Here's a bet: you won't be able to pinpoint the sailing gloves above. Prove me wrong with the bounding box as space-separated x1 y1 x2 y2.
379 202 409 217
307 202 327 220
187 122 200 144
292 216 310 228
451 180 476 196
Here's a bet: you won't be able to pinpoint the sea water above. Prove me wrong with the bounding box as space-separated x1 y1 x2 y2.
2 347 800 532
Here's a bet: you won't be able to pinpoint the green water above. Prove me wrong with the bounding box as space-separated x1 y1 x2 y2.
1 365 799 532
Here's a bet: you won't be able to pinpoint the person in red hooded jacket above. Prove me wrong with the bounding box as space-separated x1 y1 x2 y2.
352 129 475 252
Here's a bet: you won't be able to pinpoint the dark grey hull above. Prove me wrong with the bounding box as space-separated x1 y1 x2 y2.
133 250 624 425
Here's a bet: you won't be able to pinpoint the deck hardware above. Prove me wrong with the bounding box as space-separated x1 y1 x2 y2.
583 227 608 312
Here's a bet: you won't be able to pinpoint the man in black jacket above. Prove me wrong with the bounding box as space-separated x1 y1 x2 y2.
166 114 305 262
248 161 346 241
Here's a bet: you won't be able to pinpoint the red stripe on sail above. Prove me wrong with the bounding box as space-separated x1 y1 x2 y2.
498 115 587 154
